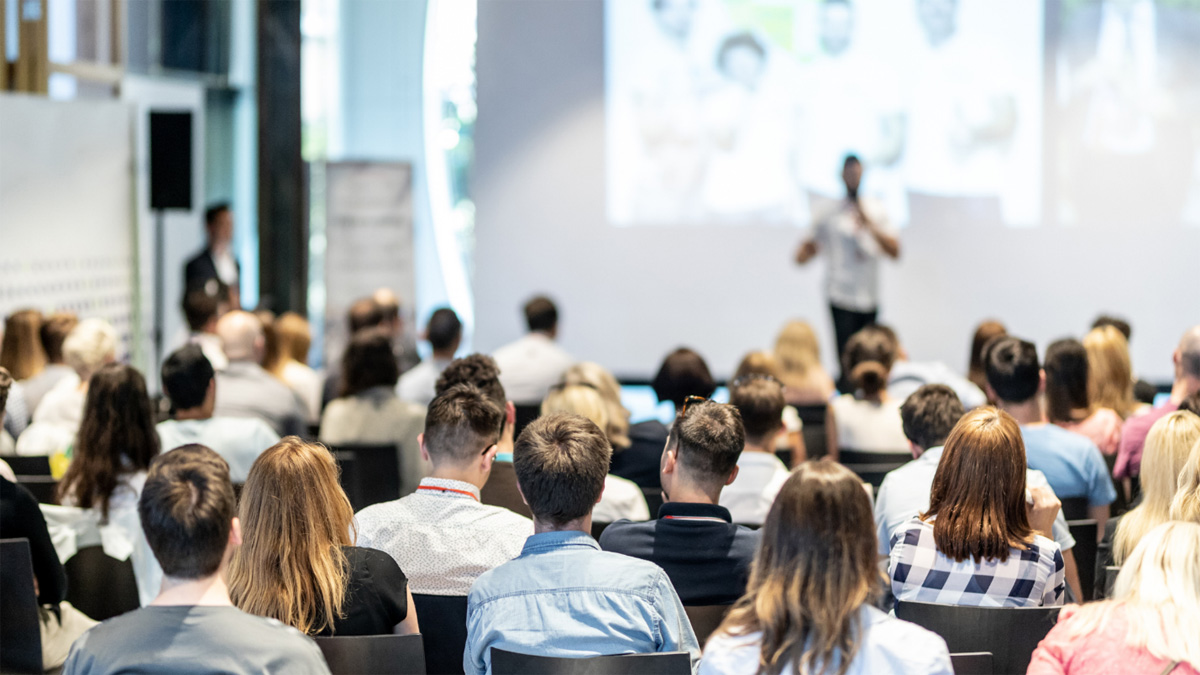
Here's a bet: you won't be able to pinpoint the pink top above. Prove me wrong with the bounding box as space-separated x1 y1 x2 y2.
1058 408 1123 457
1028 605 1199 675
1114 402 1179 479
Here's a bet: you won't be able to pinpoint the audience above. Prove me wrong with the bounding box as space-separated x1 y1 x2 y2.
967 319 1006 399
827 326 908 457
180 289 229 372
355 383 532 595
1114 325 1200 480
397 307 462 406
267 312 321 424
229 437 418 636
540 383 649 522
493 295 573 405
653 347 717 415
1092 314 1159 405
321 296 390 406
889 407 1066 607
1083 325 1140 419
722 377 792 525
464 413 699 674
158 345 279 483
1044 338 1123 456
701 461 953 675
984 336 1116 531
560 362 650 483
772 319 835 406
885 325 987 410
600 398 758 605
212 310 306 437
732 352 805 465
21 311 79 414
319 327 427 495
62 445 330 674
1028 522 1200 675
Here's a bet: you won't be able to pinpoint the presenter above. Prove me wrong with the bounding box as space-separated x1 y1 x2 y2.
185 203 240 309
794 155 900 391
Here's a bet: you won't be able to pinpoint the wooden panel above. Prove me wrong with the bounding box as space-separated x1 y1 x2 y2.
15 0 48 93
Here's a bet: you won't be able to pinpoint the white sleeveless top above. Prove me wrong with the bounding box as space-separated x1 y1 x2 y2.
830 394 908 454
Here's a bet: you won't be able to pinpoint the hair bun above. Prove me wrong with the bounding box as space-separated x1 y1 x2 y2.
851 361 888 397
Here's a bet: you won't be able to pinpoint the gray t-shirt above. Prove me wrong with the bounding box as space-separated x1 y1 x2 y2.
63 605 330 675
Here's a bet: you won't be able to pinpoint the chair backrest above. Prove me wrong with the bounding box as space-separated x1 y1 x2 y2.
640 487 664 517
1059 497 1090 521
490 649 691 675
480 462 532 519
1065 519 1098 602
949 652 994 675
512 404 542 442
591 521 611 540
15 476 57 504
684 605 730 647
894 601 1060 675
1103 566 1120 600
4 456 51 476
837 450 911 488
314 634 426 675
64 545 141 621
0 539 43 674
411 594 469 675
330 444 401 511
792 404 828 461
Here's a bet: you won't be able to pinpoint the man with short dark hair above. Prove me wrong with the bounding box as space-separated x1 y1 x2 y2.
158 345 279 483
355 384 532 595
180 289 229 371
721 378 792 525
185 203 240 309
22 312 80 414
600 400 758 605
62 445 329 674
985 337 1116 533
493 295 573 404
397 307 463 406
464 413 699 675
1115 325 1200 481
874 384 1084 600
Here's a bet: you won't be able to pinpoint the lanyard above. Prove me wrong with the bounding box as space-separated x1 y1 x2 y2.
417 485 479 501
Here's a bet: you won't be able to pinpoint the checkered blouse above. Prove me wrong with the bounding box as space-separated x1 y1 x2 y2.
888 517 1065 607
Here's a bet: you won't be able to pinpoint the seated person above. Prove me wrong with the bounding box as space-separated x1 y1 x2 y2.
985 336 1117 532
874 385 1083 600
1029 522 1200 675
731 353 805 466
772 319 836 407
157 345 279 483
1172 411 1200 522
883 325 987 410
1114 326 1200 480
827 326 909 457
600 398 759 605
180 289 229 372
62 445 330 674
560 362 655 485
540 383 649 523
492 296 573 405
720 377 793 525
625 348 719 489
1044 338 1122 456
266 313 322 425
229 437 418 636
700 461 953 675
355 384 532 595
22 312 79 415
464 413 699 675
212 311 306 437
397 307 462 406
889 408 1066 607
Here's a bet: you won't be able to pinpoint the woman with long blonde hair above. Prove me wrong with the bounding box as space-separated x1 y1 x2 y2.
1029 522 1200 674
229 437 418 636
700 461 952 675
773 320 835 405
1084 325 1138 418
267 312 322 424
1170 434 1200 523
1112 412 1200 564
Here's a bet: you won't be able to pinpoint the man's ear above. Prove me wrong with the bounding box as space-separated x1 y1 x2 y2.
984 383 998 402
418 433 430 463
479 443 498 474
506 402 516 427
515 480 528 507
909 440 922 459
724 464 740 487
229 516 243 547
1038 369 1047 394
661 447 677 475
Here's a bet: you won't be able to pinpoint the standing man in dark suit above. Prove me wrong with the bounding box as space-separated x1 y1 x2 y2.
185 203 240 309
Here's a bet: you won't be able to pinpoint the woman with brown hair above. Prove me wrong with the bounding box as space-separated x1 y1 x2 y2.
888 407 1066 607
267 312 322 424
229 437 418 636
967 320 1006 397
1 309 47 381
1044 338 1122 456
825 326 907 458
700 461 952 675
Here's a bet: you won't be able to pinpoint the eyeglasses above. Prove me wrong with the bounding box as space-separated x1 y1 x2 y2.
679 395 710 418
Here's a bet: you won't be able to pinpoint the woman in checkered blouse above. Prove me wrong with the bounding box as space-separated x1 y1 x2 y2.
888 407 1067 607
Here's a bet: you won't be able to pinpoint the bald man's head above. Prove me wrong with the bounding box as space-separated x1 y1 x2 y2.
216 310 264 363
1178 326 1200 381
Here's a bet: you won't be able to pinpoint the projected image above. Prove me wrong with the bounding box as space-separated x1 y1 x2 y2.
606 0 1045 227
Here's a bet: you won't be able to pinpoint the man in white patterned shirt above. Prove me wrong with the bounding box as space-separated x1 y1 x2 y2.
355 383 533 595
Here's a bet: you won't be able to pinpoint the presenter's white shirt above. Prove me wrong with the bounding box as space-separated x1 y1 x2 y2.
719 451 791 526
493 333 573 404
813 197 894 312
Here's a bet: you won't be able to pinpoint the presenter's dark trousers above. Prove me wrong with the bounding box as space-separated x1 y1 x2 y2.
830 302 877 393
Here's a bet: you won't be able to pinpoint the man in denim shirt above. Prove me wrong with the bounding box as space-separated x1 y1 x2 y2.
463 413 700 675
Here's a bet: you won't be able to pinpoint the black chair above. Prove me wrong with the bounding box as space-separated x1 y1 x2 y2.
837 450 911 488
793 404 827 461
949 652 994 675
330 444 401 511
1059 497 1090 521
411 594 469 675
894 601 1060 675
1102 566 1120 600
591 521 611 540
15 476 57 504
491 649 691 675
684 605 730 646
64 545 140 621
3 456 51 475
512 404 542 442
640 487 664 517
314 634 426 675
1066 519 1098 602
480 461 532 519
0 539 43 674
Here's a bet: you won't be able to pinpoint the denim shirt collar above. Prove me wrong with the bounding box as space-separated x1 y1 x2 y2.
519 530 599 557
